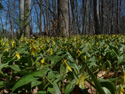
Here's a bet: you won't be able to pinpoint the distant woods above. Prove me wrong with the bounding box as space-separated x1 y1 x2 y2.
0 0 125 38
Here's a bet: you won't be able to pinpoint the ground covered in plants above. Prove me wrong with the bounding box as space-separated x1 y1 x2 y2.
0 35 125 94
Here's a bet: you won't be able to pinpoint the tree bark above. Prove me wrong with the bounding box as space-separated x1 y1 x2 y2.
19 0 24 37
101 0 104 34
93 0 101 35
58 0 69 37
116 0 120 34
24 0 31 38
39 0 42 35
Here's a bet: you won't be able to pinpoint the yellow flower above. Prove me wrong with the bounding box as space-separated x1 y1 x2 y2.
96 42 99 46
50 48 53 55
16 52 20 60
52 41 55 46
77 49 81 57
20 36 24 42
63 59 67 64
99 56 101 59
84 56 87 60
76 73 86 89
11 41 15 48
58 44 62 49
123 39 124 43
63 59 72 72
2 42 5 46
64 38 67 44
5 48 9 52
121 70 125 85
88 42 91 49
119 85 124 94
40 58 45 67
31 46 37 56
65 63 72 72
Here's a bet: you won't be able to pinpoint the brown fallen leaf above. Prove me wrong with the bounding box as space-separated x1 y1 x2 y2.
84 81 96 94
97 70 114 79
32 86 38 94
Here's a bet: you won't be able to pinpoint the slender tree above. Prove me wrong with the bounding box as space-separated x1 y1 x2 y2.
93 0 101 35
19 0 24 37
24 0 31 38
58 0 69 37
116 0 120 34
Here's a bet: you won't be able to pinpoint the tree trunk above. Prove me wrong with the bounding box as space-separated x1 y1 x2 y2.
93 0 101 35
12 0 16 38
101 0 104 34
39 0 42 35
69 0 72 35
116 0 120 34
110 0 113 34
24 0 31 38
58 0 69 37
19 0 24 37
82 0 86 35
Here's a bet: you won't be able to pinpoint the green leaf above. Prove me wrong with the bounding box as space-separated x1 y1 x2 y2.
118 55 124 65
85 64 105 94
12 69 49 92
36 91 46 94
60 64 66 74
17 47 26 54
52 82 61 94
31 80 42 88
9 65 21 72
0 63 8 71
102 87 111 94
99 79 115 94
66 52 75 63
47 87 53 93
51 54 67 67
64 79 76 94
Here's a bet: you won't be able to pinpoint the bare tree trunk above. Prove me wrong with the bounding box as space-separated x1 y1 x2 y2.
19 0 24 37
70 0 75 35
58 0 69 37
45 0 49 36
110 0 113 34
116 0 120 34
88 0 93 35
11 0 16 38
75 0 80 34
69 0 72 35
39 0 42 35
101 0 104 34
93 0 101 35
24 0 31 38
8 0 13 38
82 0 87 35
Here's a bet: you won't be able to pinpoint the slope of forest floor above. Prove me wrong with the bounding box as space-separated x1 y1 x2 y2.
0 35 125 94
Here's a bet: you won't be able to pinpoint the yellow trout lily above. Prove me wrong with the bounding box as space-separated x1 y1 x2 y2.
119 85 124 94
84 56 87 60
76 73 86 89
121 70 125 85
11 41 15 48
63 59 72 72
16 52 21 60
40 58 45 67
77 49 81 57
